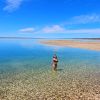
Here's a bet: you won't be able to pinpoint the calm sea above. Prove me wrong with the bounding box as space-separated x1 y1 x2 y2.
0 39 100 99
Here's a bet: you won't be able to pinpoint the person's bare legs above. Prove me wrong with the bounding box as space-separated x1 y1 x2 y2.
54 64 57 71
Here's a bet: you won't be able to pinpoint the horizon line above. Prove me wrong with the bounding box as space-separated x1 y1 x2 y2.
0 36 100 40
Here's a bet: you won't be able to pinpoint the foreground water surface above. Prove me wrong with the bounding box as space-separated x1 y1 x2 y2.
0 39 100 100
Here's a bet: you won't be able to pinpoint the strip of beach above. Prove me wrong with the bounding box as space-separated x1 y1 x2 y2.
40 39 100 51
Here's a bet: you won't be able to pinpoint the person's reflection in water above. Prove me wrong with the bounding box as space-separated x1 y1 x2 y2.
52 54 58 71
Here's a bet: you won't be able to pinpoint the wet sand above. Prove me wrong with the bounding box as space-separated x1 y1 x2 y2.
40 40 100 51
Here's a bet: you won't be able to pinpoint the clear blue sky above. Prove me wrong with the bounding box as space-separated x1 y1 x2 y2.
0 0 100 38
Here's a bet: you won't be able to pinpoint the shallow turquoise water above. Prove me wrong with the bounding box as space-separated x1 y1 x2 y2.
0 39 100 73
0 39 100 99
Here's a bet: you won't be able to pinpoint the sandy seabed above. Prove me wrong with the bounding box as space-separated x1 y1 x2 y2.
0 65 100 100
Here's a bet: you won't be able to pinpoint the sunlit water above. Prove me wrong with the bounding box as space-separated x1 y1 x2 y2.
0 39 100 100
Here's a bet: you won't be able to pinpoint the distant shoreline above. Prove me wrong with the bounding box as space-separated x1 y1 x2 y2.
0 37 46 39
0 37 100 40
40 40 100 51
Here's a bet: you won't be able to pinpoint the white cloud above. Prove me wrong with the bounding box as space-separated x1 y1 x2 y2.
64 14 100 25
33 25 100 34
40 26 100 34
18 25 100 34
19 27 35 33
41 25 65 33
3 0 24 12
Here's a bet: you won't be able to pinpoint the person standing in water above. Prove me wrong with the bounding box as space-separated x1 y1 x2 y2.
52 54 58 71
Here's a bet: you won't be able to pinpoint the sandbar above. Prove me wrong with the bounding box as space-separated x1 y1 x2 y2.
40 40 100 51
